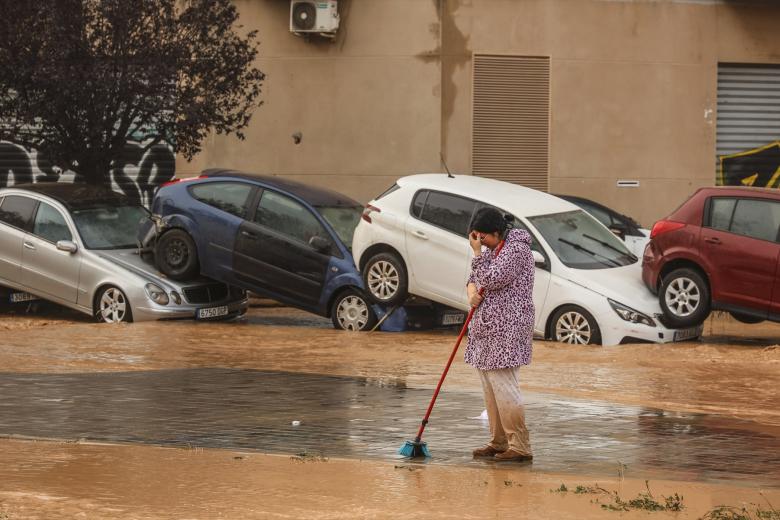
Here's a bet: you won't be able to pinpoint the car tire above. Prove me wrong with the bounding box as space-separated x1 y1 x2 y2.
729 312 764 325
155 229 199 281
550 305 601 345
95 286 133 323
331 289 378 331
362 252 408 306
659 268 711 328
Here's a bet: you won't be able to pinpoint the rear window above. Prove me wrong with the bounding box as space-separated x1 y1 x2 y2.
189 182 253 219
0 195 37 231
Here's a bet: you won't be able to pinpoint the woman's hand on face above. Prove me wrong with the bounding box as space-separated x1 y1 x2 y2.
469 291 483 308
469 231 482 254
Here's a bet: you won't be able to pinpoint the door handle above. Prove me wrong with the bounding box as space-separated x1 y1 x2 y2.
23 242 36 250
240 230 257 240
704 237 721 245
412 230 428 240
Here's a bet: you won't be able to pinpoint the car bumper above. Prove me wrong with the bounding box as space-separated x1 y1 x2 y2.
132 297 249 322
641 242 662 294
597 310 703 346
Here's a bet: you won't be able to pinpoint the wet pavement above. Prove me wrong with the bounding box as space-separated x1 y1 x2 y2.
1 367 778 487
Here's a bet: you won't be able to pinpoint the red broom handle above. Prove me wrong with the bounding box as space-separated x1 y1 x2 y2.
414 239 506 442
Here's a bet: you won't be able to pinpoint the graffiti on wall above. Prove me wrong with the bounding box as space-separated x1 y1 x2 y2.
719 141 780 188
0 141 175 207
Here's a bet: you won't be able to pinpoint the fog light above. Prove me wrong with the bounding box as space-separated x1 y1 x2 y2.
144 283 169 305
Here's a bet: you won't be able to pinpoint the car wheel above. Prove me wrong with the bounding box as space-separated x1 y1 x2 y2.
659 268 711 328
155 229 199 281
363 252 408 306
551 305 601 345
729 312 764 325
331 289 378 331
95 286 133 323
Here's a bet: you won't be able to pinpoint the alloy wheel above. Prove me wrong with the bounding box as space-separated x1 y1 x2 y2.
664 277 701 318
336 295 370 331
367 260 400 301
555 311 592 344
166 238 188 268
99 288 128 323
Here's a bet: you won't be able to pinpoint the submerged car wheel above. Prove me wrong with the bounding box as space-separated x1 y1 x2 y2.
363 252 408 306
96 286 133 323
331 289 378 331
155 229 199 281
659 268 710 328
551 305 601 345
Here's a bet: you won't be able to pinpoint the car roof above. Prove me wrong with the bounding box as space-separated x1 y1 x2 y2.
202 169 362 207
2 183 135 210
397 174 577 217
694 186 780 198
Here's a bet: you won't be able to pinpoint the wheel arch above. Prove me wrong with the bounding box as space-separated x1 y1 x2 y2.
658 258 710 293
358 243 407 274
544 303 600 342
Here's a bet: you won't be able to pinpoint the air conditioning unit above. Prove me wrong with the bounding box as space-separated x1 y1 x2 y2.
290 1 339 37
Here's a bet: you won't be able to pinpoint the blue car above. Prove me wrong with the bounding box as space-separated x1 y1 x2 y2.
139 169 377 331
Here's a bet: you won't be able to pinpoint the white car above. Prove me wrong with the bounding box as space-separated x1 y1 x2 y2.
352 174 701 346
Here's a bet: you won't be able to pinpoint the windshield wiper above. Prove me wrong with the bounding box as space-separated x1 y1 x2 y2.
558 238 622 267
583 233 637 263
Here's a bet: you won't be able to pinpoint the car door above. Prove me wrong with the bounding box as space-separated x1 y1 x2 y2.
233 188 334 309
0 195 38 286
404 190 476 306
21 201 80 303
187 181 256 280
702 197 780 314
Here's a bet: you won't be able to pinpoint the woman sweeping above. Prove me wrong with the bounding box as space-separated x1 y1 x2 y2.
466 207 535 462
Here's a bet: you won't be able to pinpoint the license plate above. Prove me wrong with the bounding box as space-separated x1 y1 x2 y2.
197 306 229 319
442 312 465 326
9 292 38 303
674 325 703 342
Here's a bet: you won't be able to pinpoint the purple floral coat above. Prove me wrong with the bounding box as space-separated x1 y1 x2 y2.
465 228 535 370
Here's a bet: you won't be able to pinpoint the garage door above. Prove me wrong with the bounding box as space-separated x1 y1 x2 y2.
717 63 780 187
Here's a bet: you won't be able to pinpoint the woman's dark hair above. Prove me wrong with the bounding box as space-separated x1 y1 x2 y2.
470 207 509 234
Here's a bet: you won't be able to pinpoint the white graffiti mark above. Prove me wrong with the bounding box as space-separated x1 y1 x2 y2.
0 140 175 207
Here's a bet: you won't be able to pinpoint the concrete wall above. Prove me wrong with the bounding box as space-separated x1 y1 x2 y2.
184 0 780 227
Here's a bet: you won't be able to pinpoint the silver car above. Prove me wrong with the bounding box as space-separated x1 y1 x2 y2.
0 184 248 323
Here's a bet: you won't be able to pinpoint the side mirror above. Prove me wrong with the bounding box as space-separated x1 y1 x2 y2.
532 250 545 266
56 240 78 254
309 236 331 254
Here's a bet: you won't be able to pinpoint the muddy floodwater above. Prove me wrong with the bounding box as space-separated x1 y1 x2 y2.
0 303 779 518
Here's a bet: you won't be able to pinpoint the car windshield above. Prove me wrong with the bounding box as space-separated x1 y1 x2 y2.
72 205 150 250
528 210 637 269
316 206 362 249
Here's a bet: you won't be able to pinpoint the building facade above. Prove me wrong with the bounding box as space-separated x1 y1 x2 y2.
183 0 780 227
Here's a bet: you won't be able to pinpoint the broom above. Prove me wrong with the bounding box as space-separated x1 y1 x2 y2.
399 239 506 458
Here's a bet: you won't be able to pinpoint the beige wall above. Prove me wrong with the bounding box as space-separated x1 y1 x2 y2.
184 0 780 227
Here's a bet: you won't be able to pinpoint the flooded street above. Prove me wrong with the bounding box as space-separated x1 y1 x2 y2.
0 302 779 518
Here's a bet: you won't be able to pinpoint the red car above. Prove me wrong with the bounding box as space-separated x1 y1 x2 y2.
643 186 780 328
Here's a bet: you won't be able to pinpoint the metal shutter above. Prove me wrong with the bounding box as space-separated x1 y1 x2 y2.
472 54 550 191
716 63 780 187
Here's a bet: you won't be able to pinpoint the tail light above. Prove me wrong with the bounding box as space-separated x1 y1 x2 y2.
160 175 206 188
362 204 381 223
650 220 685 239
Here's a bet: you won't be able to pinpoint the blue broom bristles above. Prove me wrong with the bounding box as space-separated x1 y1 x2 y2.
398 440 431 458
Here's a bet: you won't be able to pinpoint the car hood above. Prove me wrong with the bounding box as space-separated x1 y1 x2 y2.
93 249 205 292
562 261 661 316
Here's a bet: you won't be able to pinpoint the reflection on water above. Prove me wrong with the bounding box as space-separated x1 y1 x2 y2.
0 368 778 486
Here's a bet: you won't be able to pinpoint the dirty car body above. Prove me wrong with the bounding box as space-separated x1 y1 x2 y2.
139 170 375 330
0 184 248 322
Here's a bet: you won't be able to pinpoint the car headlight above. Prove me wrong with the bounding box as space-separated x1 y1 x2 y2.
608 299 655 327
170 291 182 305
145 283 169 305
